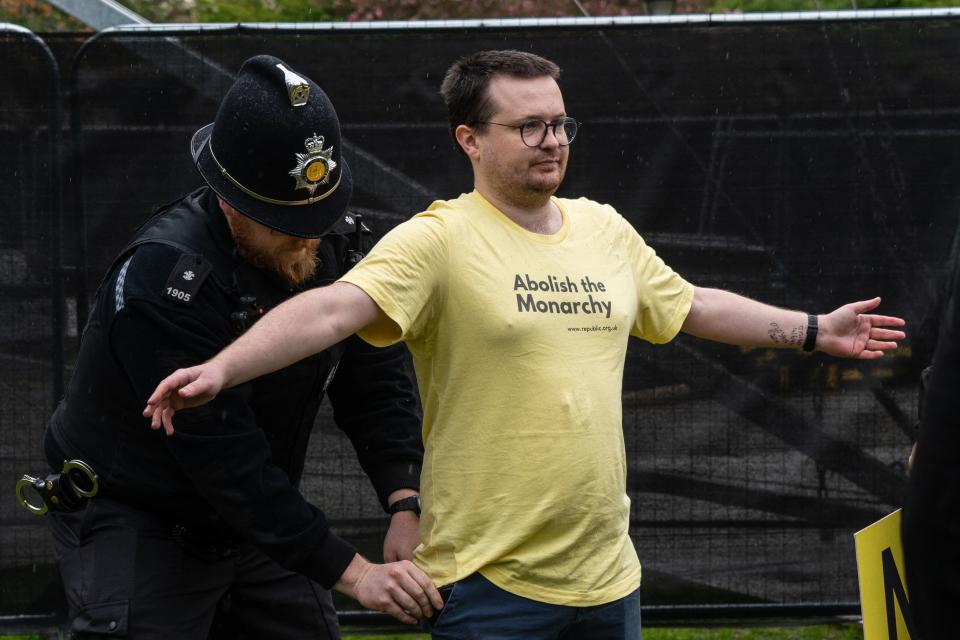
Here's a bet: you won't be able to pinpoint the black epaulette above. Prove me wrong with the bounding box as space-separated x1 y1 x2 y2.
161 254 213 306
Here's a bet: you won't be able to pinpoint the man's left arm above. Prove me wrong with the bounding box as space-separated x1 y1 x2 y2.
327 335 423 562
680 287 906 358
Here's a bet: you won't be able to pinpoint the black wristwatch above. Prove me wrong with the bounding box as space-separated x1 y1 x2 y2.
388 495 421 517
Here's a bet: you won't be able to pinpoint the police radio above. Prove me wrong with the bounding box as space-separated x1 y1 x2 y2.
345 213 365 267
230 295 265 335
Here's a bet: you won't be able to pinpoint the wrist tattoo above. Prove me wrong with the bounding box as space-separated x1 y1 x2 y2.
768 322 805 345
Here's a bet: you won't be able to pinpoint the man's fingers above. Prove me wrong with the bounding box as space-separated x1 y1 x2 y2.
871 328 905 341
351 560 440 623
387 564 434 618
384 603 418 625
851 297 882 314
400 563 442 614
408 567 444 610
145 373 183 406
866 314 906 328
399 579 434 620
178 379 208 399
161 407 176 436
376 562 440 619
145 401 179 436
144 368 202 407
143 367 221 438
868 339 900 352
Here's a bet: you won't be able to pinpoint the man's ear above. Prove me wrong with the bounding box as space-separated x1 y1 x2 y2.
217 197 241 236
216 196 234 215
454 124 481 160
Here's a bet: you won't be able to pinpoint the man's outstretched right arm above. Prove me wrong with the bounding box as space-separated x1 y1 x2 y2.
143 281 392 434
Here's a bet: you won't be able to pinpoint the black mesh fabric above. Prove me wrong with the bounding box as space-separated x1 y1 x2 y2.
0 25 64 618
3 17 960 620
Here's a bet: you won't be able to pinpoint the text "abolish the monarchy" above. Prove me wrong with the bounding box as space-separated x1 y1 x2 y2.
514 273 613 319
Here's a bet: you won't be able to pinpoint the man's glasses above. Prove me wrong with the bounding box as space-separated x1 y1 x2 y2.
474 116 579 148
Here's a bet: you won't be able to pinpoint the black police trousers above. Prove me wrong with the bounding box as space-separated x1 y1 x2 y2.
49 498 340 639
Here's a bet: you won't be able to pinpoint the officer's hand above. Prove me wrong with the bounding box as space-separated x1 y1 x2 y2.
383 510 421 562
142 364 226 436
335 554 442 625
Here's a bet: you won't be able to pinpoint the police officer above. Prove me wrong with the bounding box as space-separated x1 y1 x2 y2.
44 55 441 639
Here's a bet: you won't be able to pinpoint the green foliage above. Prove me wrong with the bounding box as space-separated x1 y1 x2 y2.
111 0 960 20
194 0 343 22
120 0 343 22
0 0 89 32
701 0 956 13
116 0 193 22
4 0 958 31
329 0 648 20
113 0 652 22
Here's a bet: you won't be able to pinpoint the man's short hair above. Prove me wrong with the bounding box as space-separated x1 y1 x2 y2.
440 50 561 150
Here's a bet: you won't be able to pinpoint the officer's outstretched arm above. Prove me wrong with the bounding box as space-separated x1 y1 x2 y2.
143 281 390 435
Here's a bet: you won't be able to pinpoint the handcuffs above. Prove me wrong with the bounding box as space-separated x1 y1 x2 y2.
15 459 99 516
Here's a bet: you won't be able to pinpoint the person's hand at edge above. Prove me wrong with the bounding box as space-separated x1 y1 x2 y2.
142 362 227 436
335 554 443 625
816 297 906 360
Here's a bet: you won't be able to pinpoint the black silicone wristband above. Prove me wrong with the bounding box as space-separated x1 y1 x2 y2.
802 314 818 352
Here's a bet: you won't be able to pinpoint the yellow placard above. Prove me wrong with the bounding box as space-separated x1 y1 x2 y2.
854 508 917 640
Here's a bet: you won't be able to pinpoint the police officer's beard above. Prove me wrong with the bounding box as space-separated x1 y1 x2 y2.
231 220 321 286
270 239 321 286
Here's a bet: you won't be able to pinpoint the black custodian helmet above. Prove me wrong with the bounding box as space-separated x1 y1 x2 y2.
191 54 353 238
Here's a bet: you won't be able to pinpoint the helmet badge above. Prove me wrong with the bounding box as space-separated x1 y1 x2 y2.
289 133 337 195
276 63 310 106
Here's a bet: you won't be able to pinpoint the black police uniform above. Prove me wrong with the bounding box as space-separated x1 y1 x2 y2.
904 280 960 640
45 187 423 639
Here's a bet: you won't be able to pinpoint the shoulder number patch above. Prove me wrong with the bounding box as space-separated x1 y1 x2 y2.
162 254 212 305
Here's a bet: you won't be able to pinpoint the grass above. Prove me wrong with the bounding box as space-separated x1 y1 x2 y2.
338 624 864 639
1 623 864 640
643 626 863 639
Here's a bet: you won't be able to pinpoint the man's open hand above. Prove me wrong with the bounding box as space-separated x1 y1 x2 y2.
142 363 226 436
818 297 906 359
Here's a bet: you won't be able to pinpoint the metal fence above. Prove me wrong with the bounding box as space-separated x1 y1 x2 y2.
3 12 959 629
0 23 66 629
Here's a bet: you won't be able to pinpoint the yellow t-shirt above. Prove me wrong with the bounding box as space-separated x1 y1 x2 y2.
339 191 693 606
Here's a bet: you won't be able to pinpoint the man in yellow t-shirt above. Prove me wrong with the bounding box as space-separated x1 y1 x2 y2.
338 190 692 614
144 50 906 638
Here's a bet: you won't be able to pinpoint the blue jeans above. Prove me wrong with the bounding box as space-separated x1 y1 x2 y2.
421 573 641 640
